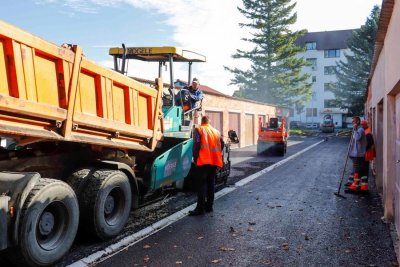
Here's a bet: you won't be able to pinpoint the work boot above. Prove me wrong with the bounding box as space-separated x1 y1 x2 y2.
205 202 213 213
349 179 360 191
345 175 354 186
360 176 368 191
188 208 205 216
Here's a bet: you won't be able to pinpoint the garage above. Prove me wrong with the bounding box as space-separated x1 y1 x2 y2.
205 111 223 133
258 114 266 128
245 114 254 146
228 112 240 147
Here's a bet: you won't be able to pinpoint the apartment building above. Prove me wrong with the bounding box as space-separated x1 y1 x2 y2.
292 30 354 128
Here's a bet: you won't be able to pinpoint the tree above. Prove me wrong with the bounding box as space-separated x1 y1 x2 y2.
225 0 311 108
332 5 380 116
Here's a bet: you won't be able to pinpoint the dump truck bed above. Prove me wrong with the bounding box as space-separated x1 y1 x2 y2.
0 20 163 151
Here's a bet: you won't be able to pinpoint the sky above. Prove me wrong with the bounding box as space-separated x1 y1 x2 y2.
0 0 382 95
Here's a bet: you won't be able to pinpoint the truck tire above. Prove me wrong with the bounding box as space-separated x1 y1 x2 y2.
18 178 79 266
66 168 95 197
80 170 132 240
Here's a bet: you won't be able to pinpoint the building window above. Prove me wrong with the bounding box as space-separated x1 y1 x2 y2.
324 66 336 75
324 82 336 92
324 49 340 58
305 41 317 50
324 99 338 108
306 58 317 70
312 76 316 83
306 108 317 117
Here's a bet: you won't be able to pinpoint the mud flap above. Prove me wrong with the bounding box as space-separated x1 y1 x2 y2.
0 195 10 250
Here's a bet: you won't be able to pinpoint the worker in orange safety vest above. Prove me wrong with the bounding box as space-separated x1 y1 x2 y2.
189 116 223 216
360 120 376 191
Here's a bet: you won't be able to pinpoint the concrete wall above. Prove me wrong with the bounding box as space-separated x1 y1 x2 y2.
202 94 276 148
368 0 400 236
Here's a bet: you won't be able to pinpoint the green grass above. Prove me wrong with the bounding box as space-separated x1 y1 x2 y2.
289 129 319 136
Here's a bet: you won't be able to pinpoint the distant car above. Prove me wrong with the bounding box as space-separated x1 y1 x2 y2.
321 119 335 133
290 121 302 128
305 123 319 129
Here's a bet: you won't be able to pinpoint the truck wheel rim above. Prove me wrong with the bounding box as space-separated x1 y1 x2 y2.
36 201 68 250
104 187 124 226
39 212 54 236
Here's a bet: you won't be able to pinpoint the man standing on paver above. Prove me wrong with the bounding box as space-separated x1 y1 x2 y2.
348 116 367 192
189 116 223 216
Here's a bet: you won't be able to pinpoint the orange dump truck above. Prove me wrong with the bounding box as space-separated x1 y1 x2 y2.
257 117 288 156
0 20 198 266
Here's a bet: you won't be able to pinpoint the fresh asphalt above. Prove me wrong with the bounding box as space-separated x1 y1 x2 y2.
1 136 397 266
63 136 321 266
92 136 398 267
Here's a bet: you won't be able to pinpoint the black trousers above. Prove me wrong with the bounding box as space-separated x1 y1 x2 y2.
350 157 365 177
361 160 370 178
195 164 217 211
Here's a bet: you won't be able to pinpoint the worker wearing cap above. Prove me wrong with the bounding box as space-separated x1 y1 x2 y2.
184 78 203 124
360 120 375 191
186 78 203 108
189 116 223 216
348 116 367 191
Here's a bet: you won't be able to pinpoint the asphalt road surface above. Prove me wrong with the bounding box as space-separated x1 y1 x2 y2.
93 136 398 267
1 135 398 266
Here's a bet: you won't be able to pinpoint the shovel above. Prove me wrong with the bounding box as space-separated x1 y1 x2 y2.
334 130 354 198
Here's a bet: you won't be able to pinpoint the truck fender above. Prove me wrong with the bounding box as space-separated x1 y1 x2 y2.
92 160 140 209
0 172 41 248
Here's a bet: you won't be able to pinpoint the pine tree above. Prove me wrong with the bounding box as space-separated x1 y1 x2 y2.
225 0 311 108
332 5 380 116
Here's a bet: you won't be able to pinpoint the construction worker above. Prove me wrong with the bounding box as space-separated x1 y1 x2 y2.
176 78 203 111
189 116 223 216
184 78 203 124
348 116 367 191
360 120 376 191
186 78 203 109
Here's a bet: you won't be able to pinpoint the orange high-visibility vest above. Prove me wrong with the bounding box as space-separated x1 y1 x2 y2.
196 124 223 168
364 127 376 161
